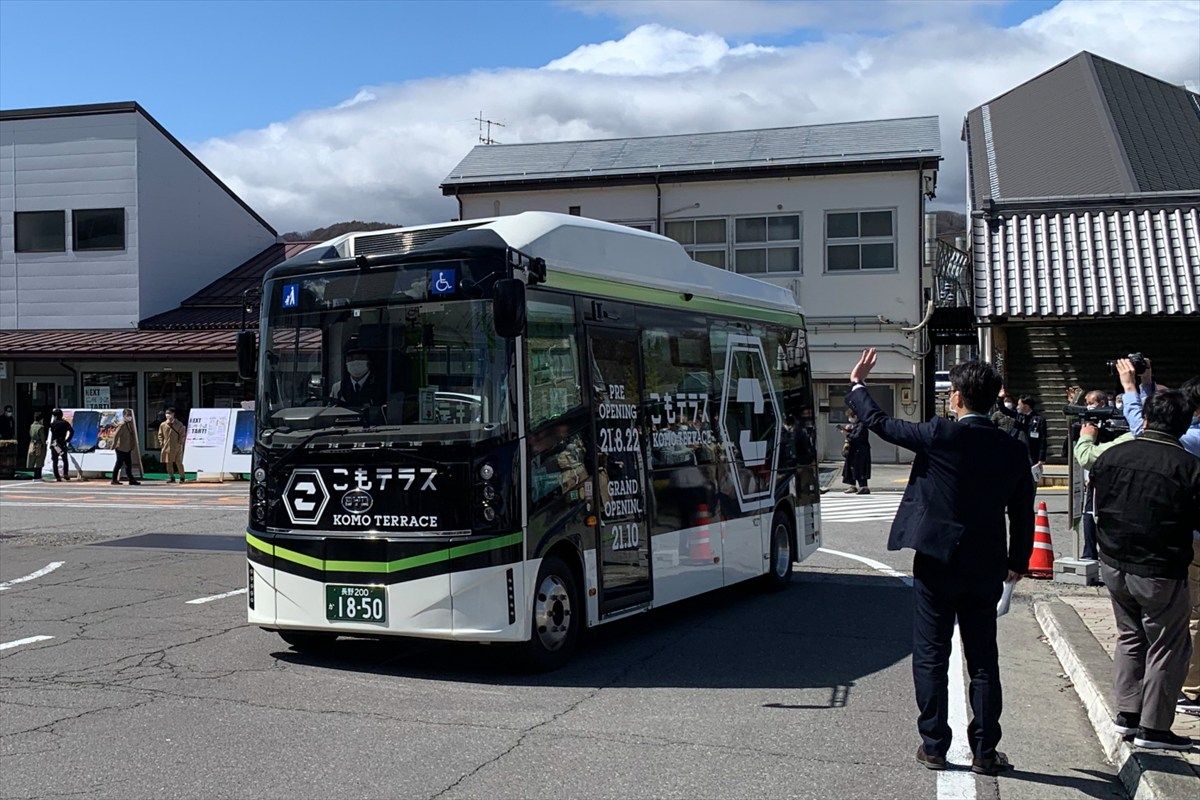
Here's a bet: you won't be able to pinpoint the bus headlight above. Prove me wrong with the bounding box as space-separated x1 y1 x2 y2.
253 467 266 482
481 505 496 522
479 463 494 481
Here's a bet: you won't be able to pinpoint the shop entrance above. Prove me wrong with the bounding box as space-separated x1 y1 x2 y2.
15 379 74 468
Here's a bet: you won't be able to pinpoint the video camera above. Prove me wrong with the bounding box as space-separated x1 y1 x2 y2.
1062 403 1128 433
1105 352 1147 376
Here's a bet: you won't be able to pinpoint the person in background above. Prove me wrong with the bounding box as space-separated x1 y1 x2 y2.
1091 390 1200 750
991 394 1018 438
1075 390 1112 561
26 413 47 472
997 394 1048 483
847 350 1033 776
158 408 187 483
838 408 871 494
1119 358 1200 458
0 405 14 440
111 409 140 486
48 409 73 482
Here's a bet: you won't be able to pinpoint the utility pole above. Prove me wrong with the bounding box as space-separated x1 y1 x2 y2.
475 112 504 145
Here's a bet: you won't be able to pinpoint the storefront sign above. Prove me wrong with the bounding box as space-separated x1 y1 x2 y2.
83 386 111 409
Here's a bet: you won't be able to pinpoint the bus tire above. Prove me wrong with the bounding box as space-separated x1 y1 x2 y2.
762 510 794 591
518 555 581 671
277 630 338 652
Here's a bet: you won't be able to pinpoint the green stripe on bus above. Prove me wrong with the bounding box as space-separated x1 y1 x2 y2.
244 531 522 574
546 271 803 326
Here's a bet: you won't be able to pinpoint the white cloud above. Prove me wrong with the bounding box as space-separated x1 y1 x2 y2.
545 23 773 75
194 1 1200 233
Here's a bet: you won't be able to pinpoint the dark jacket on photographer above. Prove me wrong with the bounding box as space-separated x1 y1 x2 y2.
1091 432 1200 579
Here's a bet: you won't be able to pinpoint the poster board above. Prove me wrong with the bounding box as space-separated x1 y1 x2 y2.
183 408 232 475
37 408 142 478
221 408 255 474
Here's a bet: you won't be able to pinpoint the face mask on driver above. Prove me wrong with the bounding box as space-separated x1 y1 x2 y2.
347 360 370 380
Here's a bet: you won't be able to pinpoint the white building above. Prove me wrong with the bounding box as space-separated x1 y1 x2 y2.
1 102 276 330
0 102 280 469
442 118 942 462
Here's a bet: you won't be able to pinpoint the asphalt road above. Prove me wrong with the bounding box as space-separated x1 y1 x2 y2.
0 480 1125 800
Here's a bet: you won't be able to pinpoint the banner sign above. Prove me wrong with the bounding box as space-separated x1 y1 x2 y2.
83 386 111 409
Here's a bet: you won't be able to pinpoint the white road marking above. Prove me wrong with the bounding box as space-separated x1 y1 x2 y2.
940 627 977 799
816 547 976 800
819 494 904 523
817 547 912 585
186 588 248 605
0 561 65 591
0 635 54 651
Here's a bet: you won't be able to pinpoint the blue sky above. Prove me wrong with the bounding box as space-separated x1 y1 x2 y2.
1 0 1059 142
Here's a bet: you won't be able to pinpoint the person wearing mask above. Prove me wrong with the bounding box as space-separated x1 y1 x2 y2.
991 394 1018 438
26 414 47 473
997 394 1048 482
1091 391 1200 750
48 409 73 482
111 409 140 486
846 350 1034 775
158 408 186 483
1075 390 1112 561
0 405 14 440
838 408 871 494
1119 359 1200 458
332 347 384 409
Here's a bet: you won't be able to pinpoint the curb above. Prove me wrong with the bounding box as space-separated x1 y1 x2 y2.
1034 599 1200 800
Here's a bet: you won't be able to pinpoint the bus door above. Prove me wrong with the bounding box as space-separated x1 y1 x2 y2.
585 325 652 616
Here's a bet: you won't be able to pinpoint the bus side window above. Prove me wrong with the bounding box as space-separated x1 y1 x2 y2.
525 296 583 428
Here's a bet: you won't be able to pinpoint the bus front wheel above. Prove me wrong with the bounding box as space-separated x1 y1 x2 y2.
518 555 581 671
763 510 795 591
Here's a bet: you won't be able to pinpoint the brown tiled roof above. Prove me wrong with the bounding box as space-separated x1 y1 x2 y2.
140 241 317 330
0 327 323 360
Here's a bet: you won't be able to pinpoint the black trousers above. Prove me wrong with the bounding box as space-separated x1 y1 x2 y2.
112 449 134 482
912 554 1004 758
50 445 70 479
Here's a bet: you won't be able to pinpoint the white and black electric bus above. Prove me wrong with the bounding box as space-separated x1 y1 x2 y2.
239 212 821 668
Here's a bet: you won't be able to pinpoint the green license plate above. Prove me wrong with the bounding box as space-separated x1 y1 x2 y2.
325 584 388 624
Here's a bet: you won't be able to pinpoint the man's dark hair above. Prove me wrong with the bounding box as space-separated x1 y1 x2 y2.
948 361 1003 413
1180 377 1200 414
3 405 11 412
1144 390 1193 439
1018 395 1037 409
52 408 63 419
165 407 176 414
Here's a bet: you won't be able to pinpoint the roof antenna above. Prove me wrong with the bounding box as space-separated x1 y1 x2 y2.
475 112 504 145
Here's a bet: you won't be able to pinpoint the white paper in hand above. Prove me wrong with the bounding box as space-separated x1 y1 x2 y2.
996 580 1016 617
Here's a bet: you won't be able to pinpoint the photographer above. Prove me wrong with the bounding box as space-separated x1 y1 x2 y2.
1118 358 1200 458
1091 390 1200 750
1068 390 1116 560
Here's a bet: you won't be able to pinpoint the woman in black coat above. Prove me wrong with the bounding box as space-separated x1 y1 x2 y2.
839 409 872 494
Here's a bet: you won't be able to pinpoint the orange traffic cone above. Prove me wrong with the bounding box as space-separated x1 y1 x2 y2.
1027 500 1054 578
689 503 715 563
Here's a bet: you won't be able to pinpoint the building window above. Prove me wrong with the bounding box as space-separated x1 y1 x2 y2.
145 371 193 448
80 373 137 410
15 211 66 252
825 209 896 272
664 218 727 269
73 208 126 251
734 214 801 274
200 372 254 407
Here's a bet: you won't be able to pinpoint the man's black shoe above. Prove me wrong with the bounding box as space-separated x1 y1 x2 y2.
1133 728 1194 750
1113 711 1141 735
916 745 947 770
1177 696 1200 717
971 751 1013 775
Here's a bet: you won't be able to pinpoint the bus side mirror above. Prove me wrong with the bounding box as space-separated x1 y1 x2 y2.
236 330 257 380
493 279 526 338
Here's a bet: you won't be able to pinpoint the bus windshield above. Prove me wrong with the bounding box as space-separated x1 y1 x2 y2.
259 264 513 443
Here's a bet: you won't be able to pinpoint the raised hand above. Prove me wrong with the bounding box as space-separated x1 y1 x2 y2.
850 348 877 384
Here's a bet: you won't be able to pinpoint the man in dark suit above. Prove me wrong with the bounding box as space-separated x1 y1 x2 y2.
846 349 1035 775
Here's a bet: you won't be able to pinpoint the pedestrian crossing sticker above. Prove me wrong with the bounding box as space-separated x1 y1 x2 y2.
281 282 300 309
